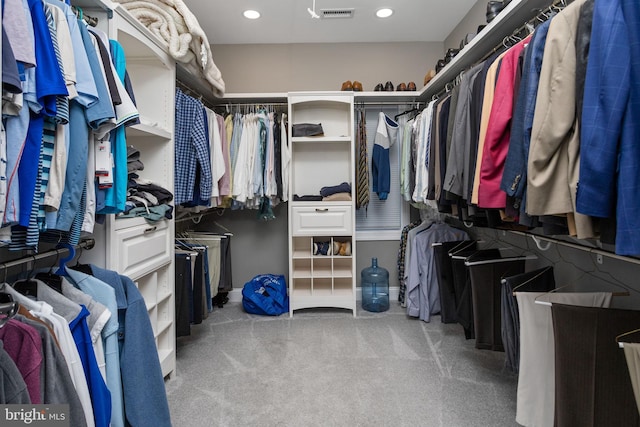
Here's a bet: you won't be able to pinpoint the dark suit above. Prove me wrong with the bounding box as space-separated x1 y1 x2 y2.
501 19 551 210
578 0 640 255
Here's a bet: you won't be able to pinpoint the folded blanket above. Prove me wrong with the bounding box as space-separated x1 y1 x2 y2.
113 0 225 98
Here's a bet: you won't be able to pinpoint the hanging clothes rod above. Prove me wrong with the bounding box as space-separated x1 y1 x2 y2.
216 102 289 109
480 0 568 63
0 238 95 273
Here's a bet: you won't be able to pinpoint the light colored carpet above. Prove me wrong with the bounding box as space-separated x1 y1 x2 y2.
165 303 519 427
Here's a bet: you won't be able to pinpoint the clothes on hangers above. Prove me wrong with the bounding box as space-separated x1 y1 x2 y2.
515 291 612 427
403 219 469 322
552 303 640 427
174 93 289 212
500 266 555 373
402 0 640 255
2 3 142 251
0 257 172 427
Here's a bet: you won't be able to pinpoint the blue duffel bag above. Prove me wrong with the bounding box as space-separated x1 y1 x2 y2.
242 274 289 316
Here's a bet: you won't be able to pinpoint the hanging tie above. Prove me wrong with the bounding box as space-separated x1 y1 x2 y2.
356 109 370 210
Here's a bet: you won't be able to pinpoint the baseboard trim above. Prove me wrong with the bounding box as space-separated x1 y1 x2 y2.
227 286 400 304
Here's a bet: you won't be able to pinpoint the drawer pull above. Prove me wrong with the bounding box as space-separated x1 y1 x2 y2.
315 208 329 212
144 226 157 234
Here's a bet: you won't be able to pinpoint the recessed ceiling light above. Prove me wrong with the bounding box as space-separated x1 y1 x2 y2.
243 10 261 19
376 8 393 18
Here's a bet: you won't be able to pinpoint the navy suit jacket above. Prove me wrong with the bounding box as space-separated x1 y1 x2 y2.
501 19 551 201
578 0 640 255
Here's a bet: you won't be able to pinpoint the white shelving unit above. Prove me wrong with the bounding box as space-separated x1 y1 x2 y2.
82 3 177 379
288 92 356 316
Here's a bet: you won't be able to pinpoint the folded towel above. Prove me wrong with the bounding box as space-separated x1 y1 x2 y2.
113 0 225 97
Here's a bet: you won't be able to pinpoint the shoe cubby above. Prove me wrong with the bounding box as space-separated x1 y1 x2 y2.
313 258 333 277
288 235 356 312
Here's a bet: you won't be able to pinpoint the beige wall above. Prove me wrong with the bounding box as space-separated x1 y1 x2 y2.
444 0 488 52
212 42 443 93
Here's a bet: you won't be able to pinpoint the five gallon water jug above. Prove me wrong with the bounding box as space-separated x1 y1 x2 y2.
361 258 389 312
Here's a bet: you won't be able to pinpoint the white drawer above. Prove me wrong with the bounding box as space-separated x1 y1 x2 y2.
112 220 171 279
292 205 352 236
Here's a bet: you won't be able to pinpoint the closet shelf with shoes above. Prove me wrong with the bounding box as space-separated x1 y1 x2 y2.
417 0 555 101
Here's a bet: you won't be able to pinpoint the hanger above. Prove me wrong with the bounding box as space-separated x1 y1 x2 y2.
35 248 64 293
56 243 76 276
0 294 18 328
533 281 630 306
449 239 477 256
394 107 420 121
465 253 537 267
509 265 554 295
616 329 640 349
532 283 573 306
13 254 39 298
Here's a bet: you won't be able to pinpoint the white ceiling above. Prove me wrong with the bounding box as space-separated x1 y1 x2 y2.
182 0 478 45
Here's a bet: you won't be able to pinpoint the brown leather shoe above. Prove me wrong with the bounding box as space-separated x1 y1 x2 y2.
423 69 436 86
352 81 363 91
407 82 417 91
396 82 406 91
341 80 353 91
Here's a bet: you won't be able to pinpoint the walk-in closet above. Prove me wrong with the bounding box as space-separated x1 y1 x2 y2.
2 0 640 426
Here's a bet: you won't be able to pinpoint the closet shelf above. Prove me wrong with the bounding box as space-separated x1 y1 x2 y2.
157 291 172 305
221 92 288 104
418 0 554 101
156 320 172 337
291 136 351 143
128 122 172 140
354 91 420 104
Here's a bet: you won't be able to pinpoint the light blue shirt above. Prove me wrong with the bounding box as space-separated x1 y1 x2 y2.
44 0 98 108
66 268 125 427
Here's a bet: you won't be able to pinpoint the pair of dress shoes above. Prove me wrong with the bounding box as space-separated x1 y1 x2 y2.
435 47 460 74
373 81 416 92
398 82 417 91
341 80 363 91
374 81 395 91
486 0 511 23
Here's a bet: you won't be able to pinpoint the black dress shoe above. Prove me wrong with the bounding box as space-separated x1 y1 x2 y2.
445 48 460 64
384 81 394 91
374 83 384 91
435 59 446 73
486 1 504 23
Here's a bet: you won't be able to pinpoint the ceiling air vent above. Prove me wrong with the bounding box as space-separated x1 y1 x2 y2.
320 8 355 19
